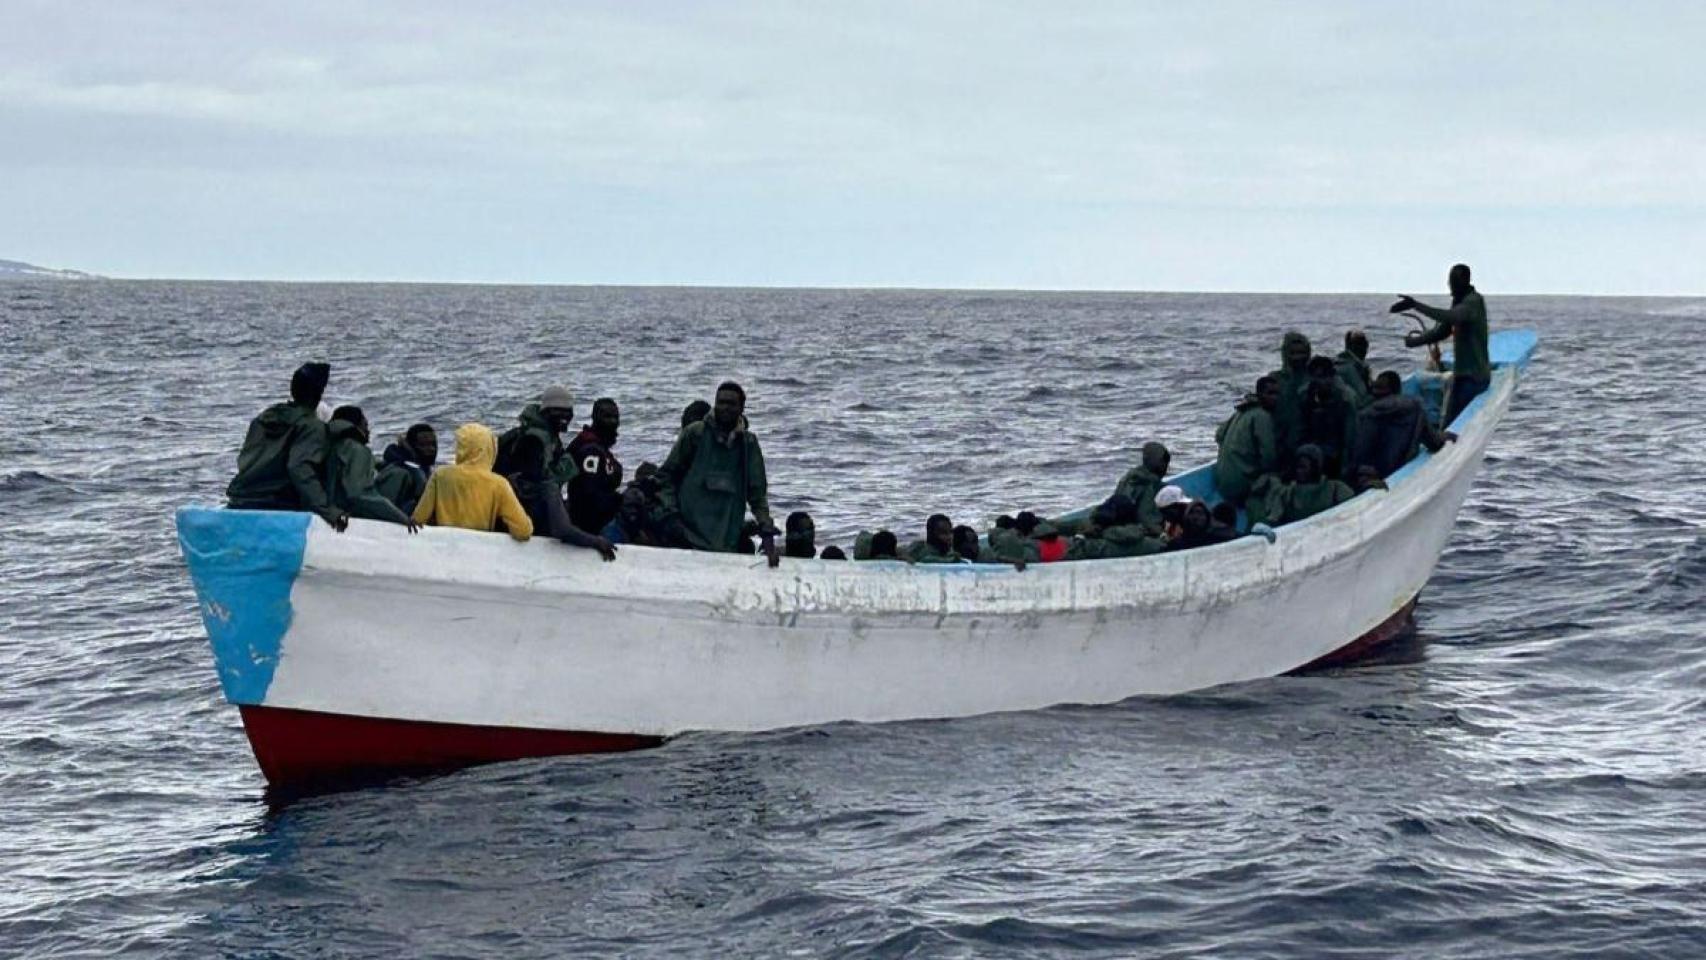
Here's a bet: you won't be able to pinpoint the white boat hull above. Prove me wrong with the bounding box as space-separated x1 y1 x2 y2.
178 334 1532 788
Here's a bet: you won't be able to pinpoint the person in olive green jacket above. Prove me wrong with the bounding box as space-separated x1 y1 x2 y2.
375 423 437 514
657 381 779 565
325 406 420 530
1066 495 1166 561
1269 331 1313 474
1214 375 1280 507
1301 356 1359 478
1392 263 1491 425
496 385 577 486
226 361 346 530
1252 444 1356 527
906 514 961 564
1335 329 1374 409
1112 441 1170 535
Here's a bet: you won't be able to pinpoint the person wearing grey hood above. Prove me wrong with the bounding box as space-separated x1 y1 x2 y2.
226 361 346 530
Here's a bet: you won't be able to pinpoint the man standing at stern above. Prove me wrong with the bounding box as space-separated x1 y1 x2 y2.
657 381 780 567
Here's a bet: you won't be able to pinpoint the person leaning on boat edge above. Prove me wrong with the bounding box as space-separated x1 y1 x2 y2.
375 423 437 515
324 405 420 532
1391 262 1491 425
507 434 617 560
411 423 534 541
656 381 781 567
225 361 348 531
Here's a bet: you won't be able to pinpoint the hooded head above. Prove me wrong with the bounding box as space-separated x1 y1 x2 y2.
952 525 980 561
290 362 331 406
1345 329 1369 360
539 386 574 432
870 529 899 559
1281 331 1312 373
1372 370 1402 400
454 423 499 472
1141 441 1170 477
820 545 848 561
1294 444 1325 483
926 513 954 553
681 399 711 429
784 511 816 557
329 404 368 444
1106 493 1138 527
589 397 620 447
1013 511 1041 537
1307 355 1337 383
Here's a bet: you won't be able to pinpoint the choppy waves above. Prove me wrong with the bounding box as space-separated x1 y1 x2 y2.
2 283 1703 958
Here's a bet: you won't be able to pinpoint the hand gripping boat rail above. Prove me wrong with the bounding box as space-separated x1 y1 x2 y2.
179 331 1538 789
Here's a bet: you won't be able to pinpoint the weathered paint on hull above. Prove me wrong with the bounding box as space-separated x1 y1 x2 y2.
239 705 662 790
179 332 1535 790
238 593 1421 790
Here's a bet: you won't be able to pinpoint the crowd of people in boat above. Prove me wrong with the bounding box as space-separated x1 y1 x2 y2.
223 266 1491 568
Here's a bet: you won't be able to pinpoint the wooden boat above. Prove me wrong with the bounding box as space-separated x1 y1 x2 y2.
178 331 1537 789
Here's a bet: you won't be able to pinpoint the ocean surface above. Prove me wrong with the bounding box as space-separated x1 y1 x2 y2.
1 282 1702 958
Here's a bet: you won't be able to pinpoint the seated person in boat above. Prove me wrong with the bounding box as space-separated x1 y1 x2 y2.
1392 262 1491 426
1352 371 1456 479
1066 495 1165 560
1335 329 1374 409
854 529 901 560
1301 355 1358 478
1166 500 1238 552
1249 444 1355 527
820 545 849 560
1112 441 1170 535
907 514 961 563
985 511 1036 563
604 462 665 546
506 434 616 560
1154 485 1190 540
566 397 624 536
411 423 534 542
226 361 347 531
952 524 982 562
495 385 576 485
657 381 779 566
1213 375 1281 508
324 406 419 531
1269 331 1314 473
375 423 437 515
783 511 817 559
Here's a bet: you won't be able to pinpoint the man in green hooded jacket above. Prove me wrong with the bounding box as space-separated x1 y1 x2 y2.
1268 331 1313 473
1335 330 1374 409
325 406 420 530
1252 444 1356 527
1112 441 1170 535
496 385 577 486
1214 375 1281 507
657 381 779 565
226 361 346 529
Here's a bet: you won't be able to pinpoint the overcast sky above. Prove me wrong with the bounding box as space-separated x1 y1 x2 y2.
3 1 1702 293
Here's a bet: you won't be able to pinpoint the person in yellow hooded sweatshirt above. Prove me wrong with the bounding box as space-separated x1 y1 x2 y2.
411 423 534 541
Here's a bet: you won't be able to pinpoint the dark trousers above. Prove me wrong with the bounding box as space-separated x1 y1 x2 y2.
1443 375 1490 426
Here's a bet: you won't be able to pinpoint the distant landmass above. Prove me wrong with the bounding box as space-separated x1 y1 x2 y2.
0 258 101 280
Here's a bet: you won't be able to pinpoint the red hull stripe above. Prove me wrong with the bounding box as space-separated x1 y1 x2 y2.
1291 595 1419 673
241 595 1418 789
239 705 662 789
